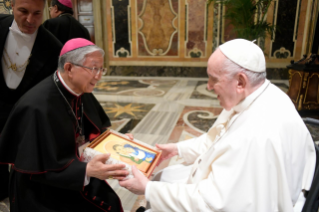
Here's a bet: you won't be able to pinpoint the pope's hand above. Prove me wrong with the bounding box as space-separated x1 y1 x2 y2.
125 133 134 140
86 154 128 180
119 165 149 195
155 143 178 166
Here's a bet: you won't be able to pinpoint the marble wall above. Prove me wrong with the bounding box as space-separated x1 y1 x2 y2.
106 0 213 67
1 0 318 77
103 0 318 74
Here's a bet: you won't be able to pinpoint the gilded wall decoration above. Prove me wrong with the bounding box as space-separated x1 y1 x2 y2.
0 0 12 14
137 0 178 56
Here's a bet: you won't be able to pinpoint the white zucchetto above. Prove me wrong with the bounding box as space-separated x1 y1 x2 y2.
219 39 266 73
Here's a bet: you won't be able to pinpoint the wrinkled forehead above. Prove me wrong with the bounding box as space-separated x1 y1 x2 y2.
83 51 104 64
207 50 226 75
13 0 45 9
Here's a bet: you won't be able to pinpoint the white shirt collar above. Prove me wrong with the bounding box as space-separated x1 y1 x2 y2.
232 79 270 113
9 19 38 42
57 71 82 97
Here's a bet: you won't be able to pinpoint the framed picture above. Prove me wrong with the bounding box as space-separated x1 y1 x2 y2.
87 129 161 178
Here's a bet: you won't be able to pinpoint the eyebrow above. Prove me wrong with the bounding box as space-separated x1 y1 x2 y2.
208 73 218 80
17 7 42 13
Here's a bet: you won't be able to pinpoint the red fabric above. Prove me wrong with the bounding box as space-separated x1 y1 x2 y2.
89 130 100 141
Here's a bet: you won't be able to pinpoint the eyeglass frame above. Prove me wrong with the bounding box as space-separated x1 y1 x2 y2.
70 63 107 76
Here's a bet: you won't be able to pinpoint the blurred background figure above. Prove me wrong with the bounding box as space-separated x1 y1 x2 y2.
43 0 91 44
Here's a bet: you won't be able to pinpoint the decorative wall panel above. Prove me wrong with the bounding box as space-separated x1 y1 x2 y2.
137 0 178 56
185 0 207 58
105 0 316 69
107 0 213 66
270 0 300 59
0 0 12 14
212 3 223 52
73 0 95 43
111 0 131 57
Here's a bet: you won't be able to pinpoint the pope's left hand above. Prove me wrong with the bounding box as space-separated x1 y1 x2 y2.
119 165 149 195
125 133 134 140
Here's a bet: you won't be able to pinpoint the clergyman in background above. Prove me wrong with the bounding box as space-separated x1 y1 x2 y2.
43 0 91 44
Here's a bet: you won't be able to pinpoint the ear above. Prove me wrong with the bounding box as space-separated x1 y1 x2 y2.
236 72 247 92
63 63 73 77
54 5 58 12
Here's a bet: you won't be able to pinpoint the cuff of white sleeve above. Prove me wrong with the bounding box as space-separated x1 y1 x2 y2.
145 181 151 202
177 143 183 158
84 172 90 186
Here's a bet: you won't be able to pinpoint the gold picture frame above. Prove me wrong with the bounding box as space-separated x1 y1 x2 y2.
87 129 161 178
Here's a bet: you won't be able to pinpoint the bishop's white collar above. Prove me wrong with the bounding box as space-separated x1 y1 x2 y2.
57 71 82 97
9 19 38 42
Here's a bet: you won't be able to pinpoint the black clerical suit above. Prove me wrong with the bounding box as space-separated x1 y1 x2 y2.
0 72 123 212
43 13 91 44
0 14 62 200
302 144 319 212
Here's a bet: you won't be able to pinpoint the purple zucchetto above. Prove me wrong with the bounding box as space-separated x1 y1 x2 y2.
60 38 94 56
58 0 73 9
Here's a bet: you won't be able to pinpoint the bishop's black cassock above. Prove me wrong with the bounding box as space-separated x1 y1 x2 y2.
0 72 123 212
43 13 91 44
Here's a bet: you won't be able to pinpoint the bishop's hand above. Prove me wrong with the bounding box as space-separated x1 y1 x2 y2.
86 154 128 180
155 143 178 166
119 165 149 195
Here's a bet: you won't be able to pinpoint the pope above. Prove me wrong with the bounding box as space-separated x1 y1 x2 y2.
119 39 316 212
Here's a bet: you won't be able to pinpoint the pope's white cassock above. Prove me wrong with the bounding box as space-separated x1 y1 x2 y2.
145 79 316 212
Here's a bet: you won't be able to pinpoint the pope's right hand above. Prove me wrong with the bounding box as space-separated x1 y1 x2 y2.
86 154 128 180
155 143 178 166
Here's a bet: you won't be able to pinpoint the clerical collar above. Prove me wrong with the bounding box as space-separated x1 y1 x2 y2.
9 19 38 42
57 71 82 97
59 13 72 17
232 79 270 113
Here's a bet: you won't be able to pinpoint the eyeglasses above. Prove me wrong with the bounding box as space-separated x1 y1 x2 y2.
71 63 107 76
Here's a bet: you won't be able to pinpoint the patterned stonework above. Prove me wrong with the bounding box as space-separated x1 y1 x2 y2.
138 0 178 56
0 0 12 14
105 0 315 70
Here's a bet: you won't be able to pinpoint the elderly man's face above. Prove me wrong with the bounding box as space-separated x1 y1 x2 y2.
207 50 240 111
71 51 103 93
12 0 44 34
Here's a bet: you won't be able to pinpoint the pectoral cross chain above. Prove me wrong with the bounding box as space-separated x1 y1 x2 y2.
9 63 17 72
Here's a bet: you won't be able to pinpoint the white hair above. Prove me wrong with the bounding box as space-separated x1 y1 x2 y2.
58 45 104 72
218 48 266 87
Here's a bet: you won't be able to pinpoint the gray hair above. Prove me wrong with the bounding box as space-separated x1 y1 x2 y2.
219 48 266 87
58 45 105 72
